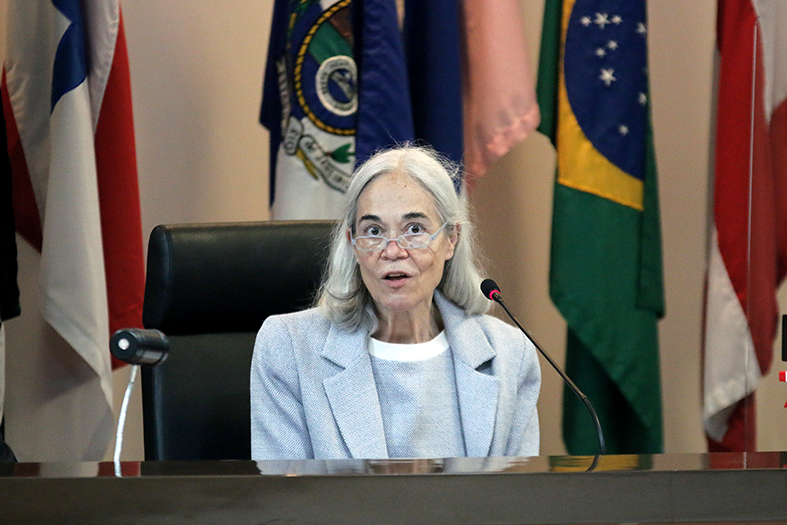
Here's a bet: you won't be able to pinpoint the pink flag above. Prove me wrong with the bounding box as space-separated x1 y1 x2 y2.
2 0 144 460
704 0 787 451
462 0 540 186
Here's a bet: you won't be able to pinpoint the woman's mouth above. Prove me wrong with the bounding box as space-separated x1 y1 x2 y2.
383 272 409 283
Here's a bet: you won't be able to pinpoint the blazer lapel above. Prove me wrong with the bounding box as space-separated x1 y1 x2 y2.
437 293 500 457
453 359 499 457
321 324 388 459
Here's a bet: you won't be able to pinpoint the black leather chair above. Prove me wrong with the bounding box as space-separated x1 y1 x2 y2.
140 220 334 461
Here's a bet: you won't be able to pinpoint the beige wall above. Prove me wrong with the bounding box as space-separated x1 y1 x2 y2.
3 0 787 460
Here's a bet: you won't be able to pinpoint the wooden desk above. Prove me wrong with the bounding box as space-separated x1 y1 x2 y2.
1 453 786 524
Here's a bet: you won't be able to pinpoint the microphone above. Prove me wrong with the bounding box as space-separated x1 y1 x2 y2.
109 328 170 474
481 279 607 458
480 279 502 302
110 328 170 366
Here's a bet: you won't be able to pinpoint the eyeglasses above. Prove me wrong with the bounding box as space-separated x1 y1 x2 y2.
352 222 448 252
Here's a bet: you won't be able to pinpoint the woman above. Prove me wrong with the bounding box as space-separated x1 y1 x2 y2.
251 145 540 460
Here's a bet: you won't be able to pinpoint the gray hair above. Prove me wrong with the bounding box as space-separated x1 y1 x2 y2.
316 144 489 331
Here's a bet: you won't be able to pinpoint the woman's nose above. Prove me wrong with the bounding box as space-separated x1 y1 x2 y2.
380 237 408 259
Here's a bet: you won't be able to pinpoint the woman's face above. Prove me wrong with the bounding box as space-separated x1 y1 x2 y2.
351 171 457 320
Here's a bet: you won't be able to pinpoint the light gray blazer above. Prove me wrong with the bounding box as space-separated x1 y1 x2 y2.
250 292 541 460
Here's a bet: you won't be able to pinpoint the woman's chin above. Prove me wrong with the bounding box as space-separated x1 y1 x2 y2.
374 295 431 318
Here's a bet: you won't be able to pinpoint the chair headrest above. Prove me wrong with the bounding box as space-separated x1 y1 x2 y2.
142 220 335 335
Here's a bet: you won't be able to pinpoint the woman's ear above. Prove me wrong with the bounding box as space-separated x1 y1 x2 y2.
346 228 358 259
445 223 460 260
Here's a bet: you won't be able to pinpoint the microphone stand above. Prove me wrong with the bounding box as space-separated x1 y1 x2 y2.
109 328 170 476
484 283 606 469
113 364 139 476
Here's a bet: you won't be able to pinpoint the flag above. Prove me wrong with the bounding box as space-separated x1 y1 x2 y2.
537 0 665 454
1 84 21 428
260 0 538 218
260 0 411 220
703 0 787 452
403 0 462 166
2 0 144 460
461 0 540 186
0 88 20 331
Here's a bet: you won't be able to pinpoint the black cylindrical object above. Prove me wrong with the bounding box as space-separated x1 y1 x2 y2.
110 328 170 366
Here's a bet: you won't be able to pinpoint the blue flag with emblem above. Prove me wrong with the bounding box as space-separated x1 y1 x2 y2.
260 0 464 219
261 0 411 219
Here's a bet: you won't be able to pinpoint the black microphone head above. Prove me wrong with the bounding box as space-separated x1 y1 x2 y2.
110 328 170 366
481 279 501 300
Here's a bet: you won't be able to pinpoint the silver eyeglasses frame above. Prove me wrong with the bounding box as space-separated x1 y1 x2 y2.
351 221 449 252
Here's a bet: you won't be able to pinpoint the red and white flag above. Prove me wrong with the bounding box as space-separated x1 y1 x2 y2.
704 0 787 451
2 0 144 460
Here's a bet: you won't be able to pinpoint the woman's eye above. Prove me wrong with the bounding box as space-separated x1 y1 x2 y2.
366 226 382 236
407 224 424 234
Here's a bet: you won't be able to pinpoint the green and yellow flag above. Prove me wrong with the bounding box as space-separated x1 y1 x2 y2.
537 0 664 454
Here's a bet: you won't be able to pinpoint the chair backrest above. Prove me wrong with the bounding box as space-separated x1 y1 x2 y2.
140 220 334 461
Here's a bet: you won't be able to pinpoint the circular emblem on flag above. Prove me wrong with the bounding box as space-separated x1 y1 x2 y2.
291 0 356 136
315 55 358 117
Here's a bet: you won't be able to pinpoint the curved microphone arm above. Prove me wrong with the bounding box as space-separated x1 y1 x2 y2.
481 279 607 460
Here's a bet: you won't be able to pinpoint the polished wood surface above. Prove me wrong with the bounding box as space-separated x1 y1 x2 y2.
1 453 786 524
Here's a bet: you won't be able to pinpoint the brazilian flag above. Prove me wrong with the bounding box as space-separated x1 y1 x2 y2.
537 0 665 454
